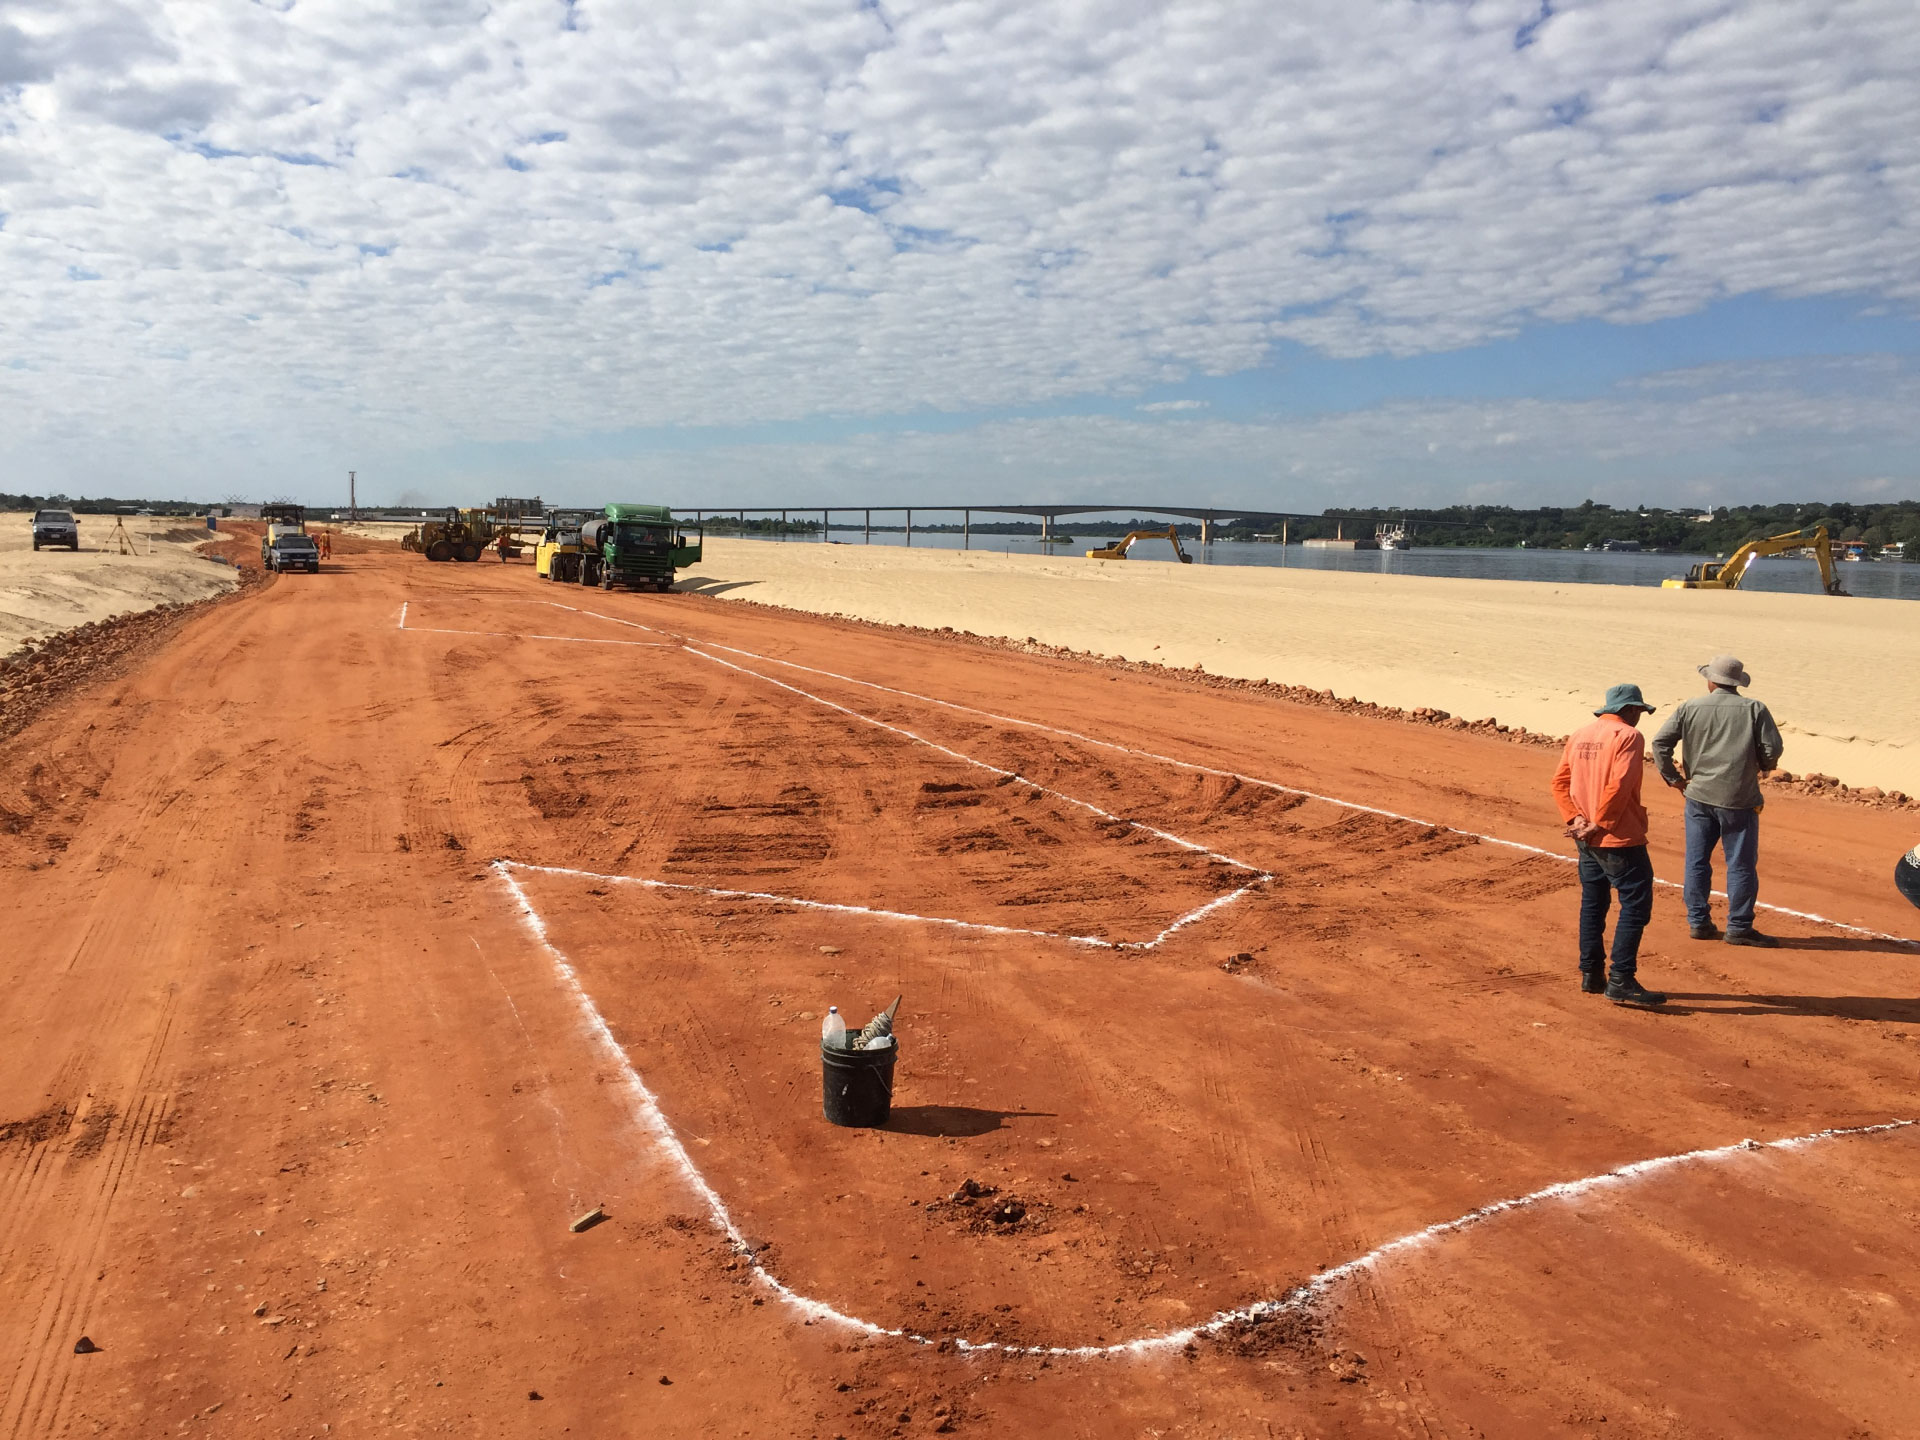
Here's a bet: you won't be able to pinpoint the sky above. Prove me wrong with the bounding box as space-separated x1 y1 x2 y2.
1 0 1916 513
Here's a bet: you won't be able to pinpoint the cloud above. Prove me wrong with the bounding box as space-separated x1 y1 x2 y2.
0 0 1916 482
183 354 1905 512
1137 399 1208 413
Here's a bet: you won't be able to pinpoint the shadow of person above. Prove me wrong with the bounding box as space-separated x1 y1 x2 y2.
884 1105 1056 1138
1765 935 1919 955
1662 992 1920 1022
676 576 762 596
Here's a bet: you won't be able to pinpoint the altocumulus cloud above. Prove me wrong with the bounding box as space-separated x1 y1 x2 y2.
0 0 1916 482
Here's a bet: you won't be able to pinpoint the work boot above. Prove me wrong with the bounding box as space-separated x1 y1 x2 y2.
1606 978 1668 1007
1580 970 1607 995
1689 921 1721 941
1724 929 1779 948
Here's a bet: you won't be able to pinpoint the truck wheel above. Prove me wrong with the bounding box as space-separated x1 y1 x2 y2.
455 542 481 562
426 539 453 562
32 540 39 551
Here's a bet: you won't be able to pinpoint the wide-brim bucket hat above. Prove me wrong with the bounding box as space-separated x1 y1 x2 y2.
1698 654 1752 688
1595 682 1655 716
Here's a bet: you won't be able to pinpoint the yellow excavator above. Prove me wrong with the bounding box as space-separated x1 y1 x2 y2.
1086 525 1194 563
1662 526 1847 594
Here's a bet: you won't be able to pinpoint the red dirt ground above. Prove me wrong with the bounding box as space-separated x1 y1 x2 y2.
2 538 1917 1439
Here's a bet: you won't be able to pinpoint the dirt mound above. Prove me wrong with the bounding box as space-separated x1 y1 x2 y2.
0 572 262 745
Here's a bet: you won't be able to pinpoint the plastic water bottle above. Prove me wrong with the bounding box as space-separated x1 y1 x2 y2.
821 1006 847 1050
861 1032 894 1052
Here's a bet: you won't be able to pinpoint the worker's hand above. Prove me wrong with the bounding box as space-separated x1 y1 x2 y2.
1564 816 1599 842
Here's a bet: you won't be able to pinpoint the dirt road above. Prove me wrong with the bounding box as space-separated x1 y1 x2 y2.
3 539 1916 1438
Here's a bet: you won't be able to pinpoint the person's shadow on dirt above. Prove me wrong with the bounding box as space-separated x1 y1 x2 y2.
884 1105 1056 1138
1661 992 1920 1022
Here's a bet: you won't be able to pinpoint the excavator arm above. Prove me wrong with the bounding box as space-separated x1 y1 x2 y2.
1661 526 1848 594
1086 526 1195 563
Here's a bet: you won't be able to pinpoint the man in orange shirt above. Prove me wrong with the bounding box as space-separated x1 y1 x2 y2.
1552 683 1665 1007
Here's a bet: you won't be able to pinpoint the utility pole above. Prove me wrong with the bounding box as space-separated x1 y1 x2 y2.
348 470 357 522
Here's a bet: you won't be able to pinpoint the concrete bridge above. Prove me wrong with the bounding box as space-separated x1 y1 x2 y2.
682 503 1324 546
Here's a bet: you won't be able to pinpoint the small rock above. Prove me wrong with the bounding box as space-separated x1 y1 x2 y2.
658 1375 672 1386
818 945 842 955
253 1303 268 1317
73 1336 99 1354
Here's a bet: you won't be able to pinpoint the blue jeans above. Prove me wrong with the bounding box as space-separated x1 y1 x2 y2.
1577 843 1655 982
1684 799 1760 932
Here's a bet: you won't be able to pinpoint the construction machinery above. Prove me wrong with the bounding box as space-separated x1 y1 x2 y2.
1662 527 1847 594
261 503 305 542
402 508 498 563
260 504 307 566
1086 525 1194 563
575 505 704 591
535 508 600 583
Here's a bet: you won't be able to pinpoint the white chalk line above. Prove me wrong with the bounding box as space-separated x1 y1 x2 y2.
496 859 1917 1358
406 593 1914 945
505 859 1262 953
637 628 1918 949
685 646 1265 875
395 603 670 648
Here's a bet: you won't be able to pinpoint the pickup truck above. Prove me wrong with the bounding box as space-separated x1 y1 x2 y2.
263 533 321 573
31 509 80 551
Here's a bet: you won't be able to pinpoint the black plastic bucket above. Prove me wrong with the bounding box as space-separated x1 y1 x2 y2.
821 1040 899 1128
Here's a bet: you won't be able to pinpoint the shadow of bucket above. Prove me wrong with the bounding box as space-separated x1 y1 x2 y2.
821 1040 898 1127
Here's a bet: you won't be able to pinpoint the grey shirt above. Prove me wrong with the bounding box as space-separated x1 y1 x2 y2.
1651 688 1784 811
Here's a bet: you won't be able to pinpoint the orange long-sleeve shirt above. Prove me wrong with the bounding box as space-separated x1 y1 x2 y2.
1552 713 1649 847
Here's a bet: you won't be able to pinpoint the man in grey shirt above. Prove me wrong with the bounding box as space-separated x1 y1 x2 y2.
1651 654 1785 947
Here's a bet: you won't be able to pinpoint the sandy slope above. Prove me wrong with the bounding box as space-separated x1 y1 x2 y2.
0 512 238 655
682 537 1920 796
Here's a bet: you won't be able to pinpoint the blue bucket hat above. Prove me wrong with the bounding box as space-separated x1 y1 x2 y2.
1595 682 1655 717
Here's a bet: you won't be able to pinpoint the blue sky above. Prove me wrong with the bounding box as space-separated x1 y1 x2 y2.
2 1 1917 511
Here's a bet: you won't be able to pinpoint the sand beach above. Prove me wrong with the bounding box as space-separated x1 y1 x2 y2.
0 511 239 656
683 537 1920 797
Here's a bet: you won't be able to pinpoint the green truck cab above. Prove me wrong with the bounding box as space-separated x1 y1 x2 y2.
575 505 704 592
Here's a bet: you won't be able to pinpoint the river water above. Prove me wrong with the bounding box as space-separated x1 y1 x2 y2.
729 529 1920 601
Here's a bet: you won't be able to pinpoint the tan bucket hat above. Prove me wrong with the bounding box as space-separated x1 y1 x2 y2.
1699 654 1752 688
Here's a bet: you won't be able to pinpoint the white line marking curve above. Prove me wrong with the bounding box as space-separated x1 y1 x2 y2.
496 859 1916 1359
